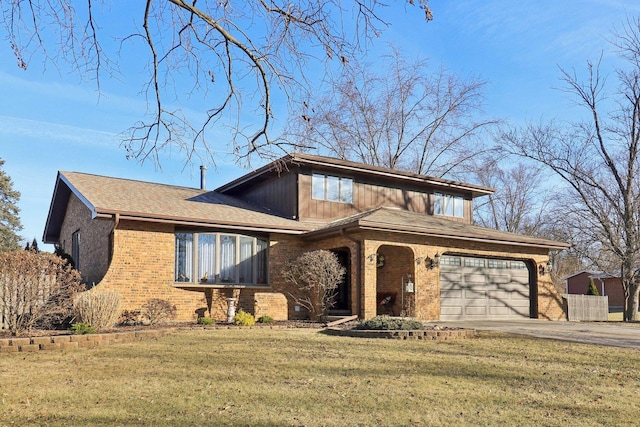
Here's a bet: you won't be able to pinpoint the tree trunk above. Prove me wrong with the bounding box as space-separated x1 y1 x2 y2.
626 281 640 322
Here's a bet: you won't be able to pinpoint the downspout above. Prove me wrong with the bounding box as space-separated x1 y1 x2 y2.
340 229 362 319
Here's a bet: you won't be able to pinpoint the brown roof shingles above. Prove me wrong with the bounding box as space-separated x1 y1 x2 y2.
59 171 310 233
46 171 568 251
304 207 569 250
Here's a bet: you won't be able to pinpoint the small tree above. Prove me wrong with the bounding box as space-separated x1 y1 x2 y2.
0 158 22 251
282 250 345 321
587 278 600 296
0 250 84 336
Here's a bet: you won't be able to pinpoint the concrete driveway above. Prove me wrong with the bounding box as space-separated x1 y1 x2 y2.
432 319 640 349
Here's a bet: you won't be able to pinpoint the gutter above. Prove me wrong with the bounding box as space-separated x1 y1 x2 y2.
341 228 362 319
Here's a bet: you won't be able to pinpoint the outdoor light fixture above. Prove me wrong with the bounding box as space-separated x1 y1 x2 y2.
368 253 385 268
405 276 414 293
538 261 552 276
418 252 441 270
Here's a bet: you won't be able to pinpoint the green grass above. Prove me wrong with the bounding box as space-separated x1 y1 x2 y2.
2 329 640 426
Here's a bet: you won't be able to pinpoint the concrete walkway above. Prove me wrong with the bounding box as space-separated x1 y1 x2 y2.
430 319 640 350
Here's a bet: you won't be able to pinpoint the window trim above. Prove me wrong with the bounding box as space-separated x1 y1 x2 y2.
311 173 354 204
433 192 465 218
174 232 269 287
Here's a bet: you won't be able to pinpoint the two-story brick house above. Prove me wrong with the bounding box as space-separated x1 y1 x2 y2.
43 153 569 322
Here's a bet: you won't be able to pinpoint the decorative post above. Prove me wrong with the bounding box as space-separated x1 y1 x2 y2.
226 298 237 323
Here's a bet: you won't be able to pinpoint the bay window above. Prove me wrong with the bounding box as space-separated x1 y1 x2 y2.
174 232 269 286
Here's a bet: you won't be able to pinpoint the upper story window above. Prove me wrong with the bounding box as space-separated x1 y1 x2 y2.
175 232 268 286
433 192 464 218
71 230 81 271
312 173 353 203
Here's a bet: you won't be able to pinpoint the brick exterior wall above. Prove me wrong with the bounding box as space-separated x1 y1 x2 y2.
59 194 113 286
59 193 564 323
93 220 208 322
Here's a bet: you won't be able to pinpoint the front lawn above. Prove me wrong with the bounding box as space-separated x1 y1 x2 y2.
1 328 639 426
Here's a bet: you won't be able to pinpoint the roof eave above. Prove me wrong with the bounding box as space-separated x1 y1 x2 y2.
216 153 495 196
303 219 570 250
43 172 99 244
95 209 310 235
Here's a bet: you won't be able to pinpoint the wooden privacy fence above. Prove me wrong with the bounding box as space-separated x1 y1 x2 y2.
563 294 609 321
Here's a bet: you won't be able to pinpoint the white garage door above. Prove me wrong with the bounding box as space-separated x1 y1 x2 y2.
440 256 530 321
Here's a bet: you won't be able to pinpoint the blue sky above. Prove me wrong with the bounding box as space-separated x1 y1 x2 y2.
1 0 638 249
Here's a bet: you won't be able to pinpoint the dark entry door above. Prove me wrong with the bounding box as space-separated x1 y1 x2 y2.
331 249 351 312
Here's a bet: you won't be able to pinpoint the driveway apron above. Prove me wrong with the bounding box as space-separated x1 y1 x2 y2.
431 319 640 349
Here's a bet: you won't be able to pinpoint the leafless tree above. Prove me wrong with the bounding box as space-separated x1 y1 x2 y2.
497 17 640 321
285 45 496 176
2 0 432 167
467 156 551 235
282 250 345 321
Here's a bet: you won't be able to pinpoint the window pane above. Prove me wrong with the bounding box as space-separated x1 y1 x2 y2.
444 194 454 216
72 231 81 271
326 175 340 201
454 196 464 217
434 193 443 215
175 233 193 282
256 239 268 285
340 178 353 203
198 234 216 283
219 235 236 282
312 174 325 200
238 236 253 284
440 256 461 266
464 258 485 267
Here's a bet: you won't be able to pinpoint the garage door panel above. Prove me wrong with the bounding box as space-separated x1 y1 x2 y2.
464 290 487 300
440 306 463 317
465 306 488 315
464 274 487 284
440 256 530 321
440 289 463 300
487 274 511 284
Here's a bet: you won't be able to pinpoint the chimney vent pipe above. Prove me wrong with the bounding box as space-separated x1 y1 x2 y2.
200 165 207 190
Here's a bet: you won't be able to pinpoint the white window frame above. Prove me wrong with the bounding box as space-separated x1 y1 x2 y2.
174 232 269 286
434 192 465 218
312 173 353 203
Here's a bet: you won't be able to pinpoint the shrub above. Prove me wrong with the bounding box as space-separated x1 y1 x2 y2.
142 298 177 325
257 315 275 324
234 309 255 326
197 316 215 325
119 309 142 326
73 290 122 330
587 278 600 296
282 250 345 321
0 250 84 336
70 322 96 335
355 315 425 331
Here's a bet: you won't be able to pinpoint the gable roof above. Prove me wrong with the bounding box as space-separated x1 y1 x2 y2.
216 153 495 197
303 207 570 250
44 169 568 252
43 171 310 243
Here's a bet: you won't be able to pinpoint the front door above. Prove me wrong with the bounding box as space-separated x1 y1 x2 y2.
330 248 351 313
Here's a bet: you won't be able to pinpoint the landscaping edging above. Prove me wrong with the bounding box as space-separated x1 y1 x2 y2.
322 327 477 340
0 324 476 353
0 328 176 353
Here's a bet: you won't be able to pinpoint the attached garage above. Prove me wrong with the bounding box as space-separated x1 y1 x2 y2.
440 255 531 321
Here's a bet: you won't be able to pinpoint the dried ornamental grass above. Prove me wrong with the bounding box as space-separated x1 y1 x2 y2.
73 290 122 330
